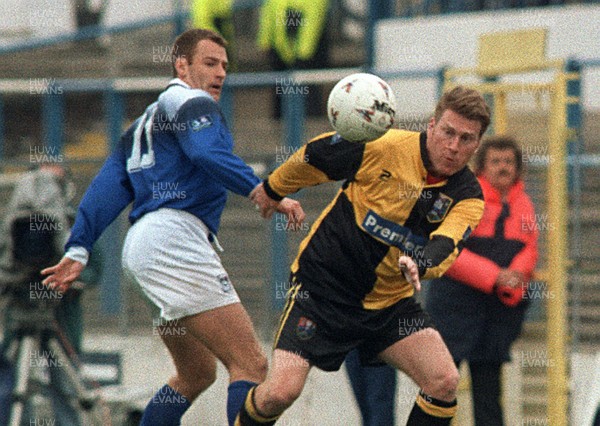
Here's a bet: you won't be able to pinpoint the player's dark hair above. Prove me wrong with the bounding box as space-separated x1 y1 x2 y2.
434 85 491 137
171 29 228 77
473 135 523 178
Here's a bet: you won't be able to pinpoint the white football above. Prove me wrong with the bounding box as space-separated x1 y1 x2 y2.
327 73 396 142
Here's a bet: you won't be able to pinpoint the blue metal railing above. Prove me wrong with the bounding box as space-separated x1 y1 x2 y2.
402 0 597 17
0 13 189 56
0 0 264 57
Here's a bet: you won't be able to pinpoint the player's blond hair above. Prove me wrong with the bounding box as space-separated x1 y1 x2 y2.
434 86 491 137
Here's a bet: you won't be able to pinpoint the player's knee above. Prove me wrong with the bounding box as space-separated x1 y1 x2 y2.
426 367 460 402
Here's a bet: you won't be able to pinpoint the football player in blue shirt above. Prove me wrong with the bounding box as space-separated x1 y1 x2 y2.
41 28 304 426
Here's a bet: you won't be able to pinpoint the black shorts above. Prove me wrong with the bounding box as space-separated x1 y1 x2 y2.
273 281 435 372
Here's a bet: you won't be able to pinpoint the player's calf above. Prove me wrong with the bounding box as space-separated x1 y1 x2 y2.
169 370 217 402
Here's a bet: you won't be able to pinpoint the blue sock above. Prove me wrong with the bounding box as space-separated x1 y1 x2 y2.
140 384 191 426
227 380 257 426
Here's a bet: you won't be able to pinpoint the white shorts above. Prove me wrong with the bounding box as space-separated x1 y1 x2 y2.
122 208 240 321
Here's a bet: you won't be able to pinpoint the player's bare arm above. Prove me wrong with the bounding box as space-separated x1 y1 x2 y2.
40 257 85 293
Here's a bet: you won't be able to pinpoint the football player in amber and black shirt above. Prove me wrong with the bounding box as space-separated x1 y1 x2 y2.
239 86 491 426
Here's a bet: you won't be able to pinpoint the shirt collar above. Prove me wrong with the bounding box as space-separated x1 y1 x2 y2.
420 131 448 186
166 78 190 90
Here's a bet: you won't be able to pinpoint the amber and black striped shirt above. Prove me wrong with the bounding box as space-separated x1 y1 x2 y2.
264 130 484 310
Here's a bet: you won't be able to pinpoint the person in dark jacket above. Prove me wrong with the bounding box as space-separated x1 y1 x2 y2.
426 135 539 426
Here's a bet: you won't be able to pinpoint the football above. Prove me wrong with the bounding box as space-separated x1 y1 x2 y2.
327 73 397 142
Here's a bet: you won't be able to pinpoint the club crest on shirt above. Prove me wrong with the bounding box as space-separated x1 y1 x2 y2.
426 193 453 223
296 316 316 340
190 115 213 132
219 274 232 293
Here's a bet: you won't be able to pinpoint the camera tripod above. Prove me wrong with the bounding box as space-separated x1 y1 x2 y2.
1 285 110 426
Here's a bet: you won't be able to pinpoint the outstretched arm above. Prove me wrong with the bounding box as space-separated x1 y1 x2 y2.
254 133 365 219
265 134 365 198
64 137 135 257
175 97 261 197
41 129 134 291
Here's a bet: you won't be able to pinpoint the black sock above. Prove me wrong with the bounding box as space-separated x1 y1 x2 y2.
234 386 281 426
406 391 457 426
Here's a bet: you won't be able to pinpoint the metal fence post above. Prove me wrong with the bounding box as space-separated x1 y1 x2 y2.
42 83 65 155
0 95 4 167
566 59 583 354
270 84 305 311
100 88 125 316
220 85 235 132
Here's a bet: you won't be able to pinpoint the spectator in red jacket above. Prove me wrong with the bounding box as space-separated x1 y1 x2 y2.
425 135 538 426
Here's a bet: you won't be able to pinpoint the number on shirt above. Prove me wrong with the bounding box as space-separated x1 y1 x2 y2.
127 106 156 173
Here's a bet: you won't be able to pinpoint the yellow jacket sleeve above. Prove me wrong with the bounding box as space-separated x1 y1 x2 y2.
266 144 331 198
257 0 329 65
257 0 276 51
296 0 328 61
191 0 233 32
